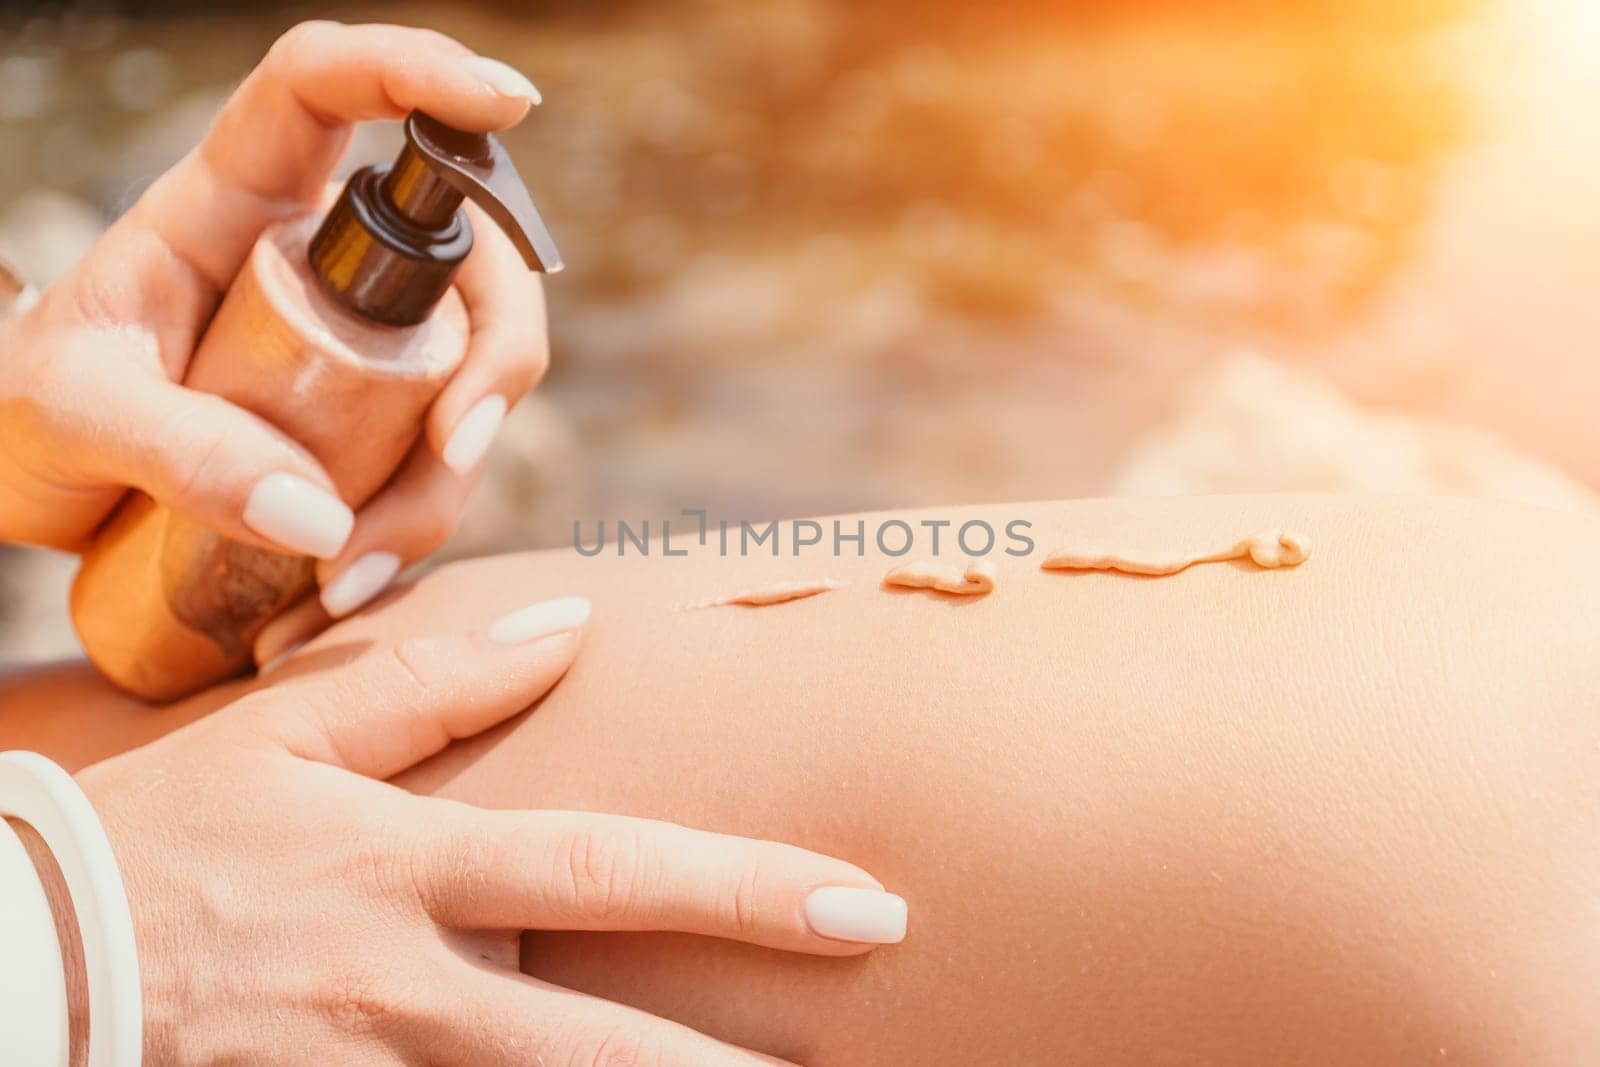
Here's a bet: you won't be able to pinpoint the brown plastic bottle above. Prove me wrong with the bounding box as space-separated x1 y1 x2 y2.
70 112 562 702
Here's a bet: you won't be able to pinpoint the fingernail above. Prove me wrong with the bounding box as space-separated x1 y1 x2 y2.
442 395 508 475
258 641 305 677
243 473 353 559
320 551 402 618
804 887 908 945
463 56 542 105
487 596 590 645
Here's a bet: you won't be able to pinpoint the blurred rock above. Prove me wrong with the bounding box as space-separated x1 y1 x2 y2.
0 189 103 284
96 88 403 215
446 395 586 559
93 88 225 213
0 547 79 662
0 53 60 121
105 47 177 114
1111 351 1599 512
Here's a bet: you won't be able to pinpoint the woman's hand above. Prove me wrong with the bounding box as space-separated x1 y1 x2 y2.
0 21 549 615
62 596 904 1064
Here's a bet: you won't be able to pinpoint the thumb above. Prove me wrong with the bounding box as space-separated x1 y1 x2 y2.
244 595 589 780
78 364 354 559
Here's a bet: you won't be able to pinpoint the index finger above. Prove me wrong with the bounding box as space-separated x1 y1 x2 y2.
248 594 590 779
415 809 910 954
136 21 539 294
421 199 550 462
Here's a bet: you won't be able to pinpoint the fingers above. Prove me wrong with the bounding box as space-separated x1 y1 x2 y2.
312 440 481 619
56 355 352 558
135 21 540 293
312 203 548 619
249 595 590 778
415 808 907 953
251 593 332 671
435 972 797 1067
428 201 550 475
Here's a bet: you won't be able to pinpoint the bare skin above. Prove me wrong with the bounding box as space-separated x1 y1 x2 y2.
4 494 1599 1064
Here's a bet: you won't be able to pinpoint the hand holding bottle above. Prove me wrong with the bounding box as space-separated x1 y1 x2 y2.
0 21 550 609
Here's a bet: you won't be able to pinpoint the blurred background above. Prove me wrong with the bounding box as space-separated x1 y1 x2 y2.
3 0 1599 660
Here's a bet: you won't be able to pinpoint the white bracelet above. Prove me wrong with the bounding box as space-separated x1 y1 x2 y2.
0 753 141 1066
0 815 68 1064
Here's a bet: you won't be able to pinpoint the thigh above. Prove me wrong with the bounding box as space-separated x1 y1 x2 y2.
384 495 1600 1065
11 494 1600 1064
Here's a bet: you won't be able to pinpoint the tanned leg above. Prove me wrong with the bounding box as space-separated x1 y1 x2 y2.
6 494 1599 1064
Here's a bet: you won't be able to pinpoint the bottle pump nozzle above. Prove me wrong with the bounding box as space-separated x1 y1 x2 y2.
308 111 562 327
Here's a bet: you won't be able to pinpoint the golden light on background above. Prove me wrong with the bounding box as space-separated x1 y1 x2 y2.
4 0 1600 658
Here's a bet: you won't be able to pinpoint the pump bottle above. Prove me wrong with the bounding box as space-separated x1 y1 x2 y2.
71 111 561 702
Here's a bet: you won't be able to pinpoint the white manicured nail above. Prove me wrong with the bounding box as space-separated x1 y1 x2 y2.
442 395 508 475
463 56 542 105
243 473 353 559
487 596 590 645
804 887 908 944
320 551 402 618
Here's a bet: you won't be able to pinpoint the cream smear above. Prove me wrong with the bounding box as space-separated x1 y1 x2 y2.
882 557 997 596
1040 530 1310 576
689 578 848 608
